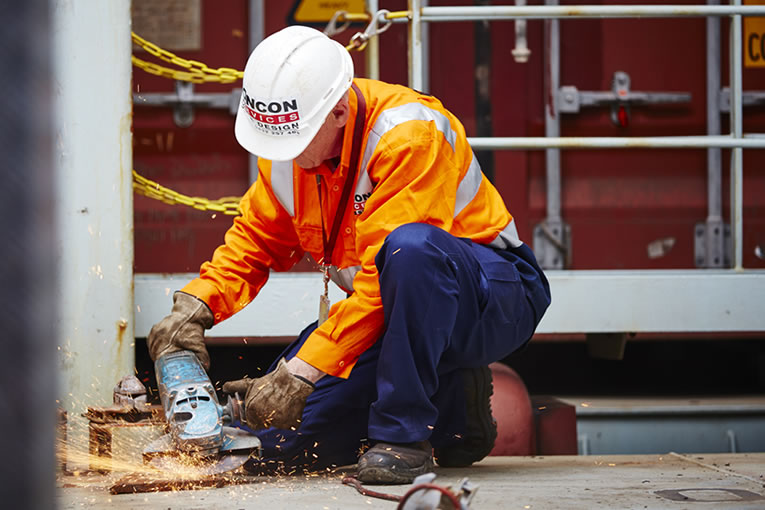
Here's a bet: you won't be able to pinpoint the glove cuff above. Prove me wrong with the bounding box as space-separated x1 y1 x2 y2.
173 291 214 329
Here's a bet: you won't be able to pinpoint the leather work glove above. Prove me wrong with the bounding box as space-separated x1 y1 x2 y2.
147 291 214 370
222 358 315 430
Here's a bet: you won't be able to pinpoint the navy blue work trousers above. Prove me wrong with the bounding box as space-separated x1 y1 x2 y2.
244 223 550 472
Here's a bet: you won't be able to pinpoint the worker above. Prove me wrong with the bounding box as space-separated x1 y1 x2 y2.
147 25 550 485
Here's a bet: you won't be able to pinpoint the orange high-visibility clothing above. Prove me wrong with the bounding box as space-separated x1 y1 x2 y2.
183 78 522 378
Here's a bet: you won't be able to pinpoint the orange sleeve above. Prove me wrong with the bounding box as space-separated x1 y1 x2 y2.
296 123 466 377
182 163 303 324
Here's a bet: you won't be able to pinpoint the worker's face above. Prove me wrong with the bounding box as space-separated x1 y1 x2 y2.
295 95 350 169
295 117 339 169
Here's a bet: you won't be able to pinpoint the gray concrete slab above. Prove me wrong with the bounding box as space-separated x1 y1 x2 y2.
58 453 765 509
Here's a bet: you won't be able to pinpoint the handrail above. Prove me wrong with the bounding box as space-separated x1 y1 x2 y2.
467 135 765 150
419 4 765 20
407 1 757 270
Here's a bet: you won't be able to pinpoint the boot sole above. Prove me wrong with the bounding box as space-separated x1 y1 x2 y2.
435 365 497 467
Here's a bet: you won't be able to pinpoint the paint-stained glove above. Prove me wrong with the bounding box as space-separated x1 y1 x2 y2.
222 358 315 430
147 291 214 370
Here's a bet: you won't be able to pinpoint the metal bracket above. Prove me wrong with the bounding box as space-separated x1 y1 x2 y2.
694 220 730 268
533 219 571 269
718 87 765 112
558 71 691 127
133 81 241 128
586 332 628 360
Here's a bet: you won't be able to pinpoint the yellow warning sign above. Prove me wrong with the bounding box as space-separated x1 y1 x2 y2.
744 0 765 67
291 0 366 24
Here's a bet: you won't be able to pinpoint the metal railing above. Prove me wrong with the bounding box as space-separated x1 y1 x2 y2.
133 3 765 338
407 1 765 271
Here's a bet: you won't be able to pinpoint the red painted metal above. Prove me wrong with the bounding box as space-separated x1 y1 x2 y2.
133 0 765 273
489 363 535 456
532 396 578 455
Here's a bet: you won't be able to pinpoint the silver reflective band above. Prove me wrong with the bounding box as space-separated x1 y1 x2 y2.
489 218 523 249
360 102 457 177
270 160 295 216
454 152 483 217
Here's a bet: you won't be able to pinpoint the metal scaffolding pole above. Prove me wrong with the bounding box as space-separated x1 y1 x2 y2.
419 4 765 20
729 1 744 270
703 0 725 268
467 136 765 150
366 0 381 80
408 0 425 91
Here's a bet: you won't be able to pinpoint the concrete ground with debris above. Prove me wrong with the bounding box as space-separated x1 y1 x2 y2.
58 452 765 509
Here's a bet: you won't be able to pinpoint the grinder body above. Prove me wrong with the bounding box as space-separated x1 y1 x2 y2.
144 350 259 473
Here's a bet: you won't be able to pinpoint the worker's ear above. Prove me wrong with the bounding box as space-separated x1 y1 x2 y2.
328 93 350 128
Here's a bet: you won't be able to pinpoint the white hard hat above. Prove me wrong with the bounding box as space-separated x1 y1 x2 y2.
234 26 354 161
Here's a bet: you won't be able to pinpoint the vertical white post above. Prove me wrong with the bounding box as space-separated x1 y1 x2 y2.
408 0 424 91
53 0 134 468
366 0 380 80
729 2 744 271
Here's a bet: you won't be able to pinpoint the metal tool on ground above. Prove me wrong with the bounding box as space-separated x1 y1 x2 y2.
143 350 261 475
342 472 477 509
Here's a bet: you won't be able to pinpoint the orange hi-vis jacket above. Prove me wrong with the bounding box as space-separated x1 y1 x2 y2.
183 78 522 378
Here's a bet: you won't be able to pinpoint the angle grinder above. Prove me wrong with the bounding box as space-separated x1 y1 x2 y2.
143 350 261 475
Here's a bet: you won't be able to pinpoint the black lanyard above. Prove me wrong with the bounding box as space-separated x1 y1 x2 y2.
315 82 367 268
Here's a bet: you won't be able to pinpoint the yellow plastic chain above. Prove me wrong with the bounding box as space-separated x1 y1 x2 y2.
131 32 243 83
132 9 410 213
133 170 243 216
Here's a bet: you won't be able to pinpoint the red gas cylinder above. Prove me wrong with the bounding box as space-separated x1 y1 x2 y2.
488 362 534 456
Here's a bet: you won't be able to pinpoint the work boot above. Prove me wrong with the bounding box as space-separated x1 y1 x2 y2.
434 365 497 467
356 440 434 485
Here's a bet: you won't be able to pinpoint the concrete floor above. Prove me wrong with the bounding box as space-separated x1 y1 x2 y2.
58 452 765 509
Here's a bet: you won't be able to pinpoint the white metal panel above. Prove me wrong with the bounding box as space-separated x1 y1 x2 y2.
134 270 765 338
135 273 347 338
539 270 765 333
53 0 134 469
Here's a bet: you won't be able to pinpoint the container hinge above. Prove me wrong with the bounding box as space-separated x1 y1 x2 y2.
558 71 691 127
133 81 241 128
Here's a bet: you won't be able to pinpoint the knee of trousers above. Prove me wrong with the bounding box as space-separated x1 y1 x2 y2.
375 223 458 282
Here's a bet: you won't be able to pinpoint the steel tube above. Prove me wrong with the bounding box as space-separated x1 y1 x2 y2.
467 136 765 150
544 3 561 221
365 0 380 80
419 5 765 21
408 0 424 91
705 0 724 268
705 1 722 215
730 3 744 270
421 0 430 93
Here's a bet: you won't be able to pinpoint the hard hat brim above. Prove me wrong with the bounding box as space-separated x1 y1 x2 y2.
234 109 316 162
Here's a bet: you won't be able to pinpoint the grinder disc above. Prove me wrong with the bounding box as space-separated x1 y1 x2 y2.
144 426 261 477
147 450 252 476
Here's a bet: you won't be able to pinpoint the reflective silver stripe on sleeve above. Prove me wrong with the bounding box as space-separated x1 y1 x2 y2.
360 102 457 178
454 152 483 217
328 265 361 293
270 160 295 217
488 218 524 249
354 168 374 203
